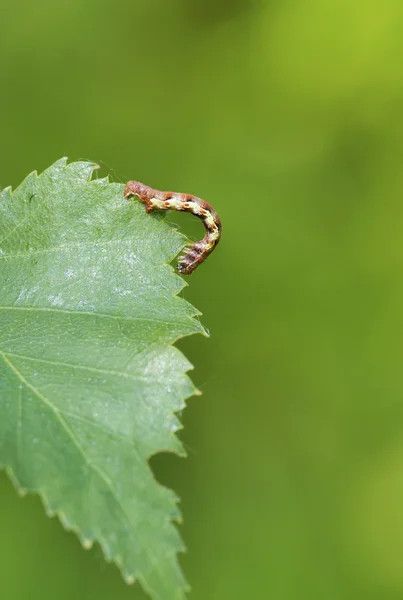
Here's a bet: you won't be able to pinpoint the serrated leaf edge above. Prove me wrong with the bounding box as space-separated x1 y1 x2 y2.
0 158 208 598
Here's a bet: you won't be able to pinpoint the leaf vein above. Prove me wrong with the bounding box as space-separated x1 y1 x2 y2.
0 351 136 534
0 305 192 329
0 350 164 587
60 411 143 459
0 237 130 259
0 210 35 248
5 351 149 383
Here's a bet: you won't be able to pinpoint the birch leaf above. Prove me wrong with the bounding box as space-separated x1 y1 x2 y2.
0 158 205 600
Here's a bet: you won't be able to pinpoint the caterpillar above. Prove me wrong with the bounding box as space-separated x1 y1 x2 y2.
124 181 222 275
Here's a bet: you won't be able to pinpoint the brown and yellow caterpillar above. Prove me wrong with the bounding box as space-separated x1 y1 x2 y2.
124 181 222 275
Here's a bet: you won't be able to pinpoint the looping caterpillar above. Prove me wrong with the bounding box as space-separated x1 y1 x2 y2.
123 181 222 275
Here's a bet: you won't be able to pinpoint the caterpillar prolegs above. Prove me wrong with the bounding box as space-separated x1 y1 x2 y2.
124 181 222 275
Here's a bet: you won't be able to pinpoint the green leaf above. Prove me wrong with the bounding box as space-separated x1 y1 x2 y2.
0 158 205 600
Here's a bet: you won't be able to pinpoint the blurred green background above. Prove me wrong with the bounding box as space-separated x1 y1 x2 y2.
2 0 403 598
